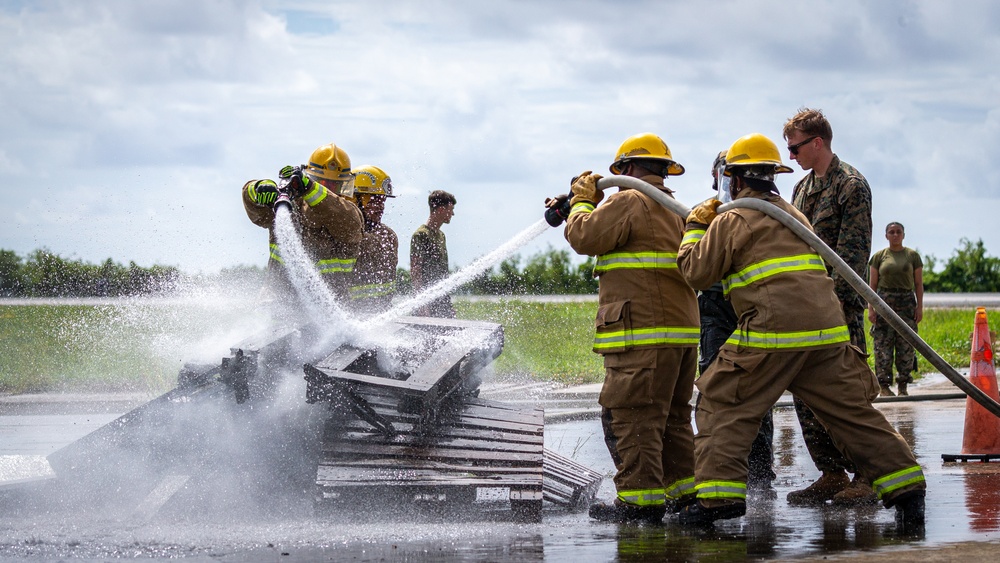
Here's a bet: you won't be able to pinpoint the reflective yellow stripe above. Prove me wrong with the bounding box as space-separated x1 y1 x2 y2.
316 258 356 274
723 253 826 295
665 476 695 500
349 282 396 300
681 228 705 247
568 202 594 218
594 326 700 350
303 183 329 207
594 251 677 274
725 325 850 349
269 243 284 264
694 480 746 500
617 488 666 506
873 465 925 498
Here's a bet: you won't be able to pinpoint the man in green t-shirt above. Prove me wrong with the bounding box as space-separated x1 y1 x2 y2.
410 190 457 317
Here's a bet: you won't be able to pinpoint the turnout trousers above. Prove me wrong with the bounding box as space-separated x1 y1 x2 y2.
793 306 866 474
698 290 775 485
694 344 925 507
600 347 698 506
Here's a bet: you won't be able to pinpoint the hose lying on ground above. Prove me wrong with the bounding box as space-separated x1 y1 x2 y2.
593 175 1000 418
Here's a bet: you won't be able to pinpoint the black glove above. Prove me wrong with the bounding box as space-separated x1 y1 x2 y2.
544 194 572 227
250 179 280 207
278 165 312 196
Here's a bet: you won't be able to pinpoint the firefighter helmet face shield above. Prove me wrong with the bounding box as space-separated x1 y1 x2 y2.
305 170 355 198
715 162 732 203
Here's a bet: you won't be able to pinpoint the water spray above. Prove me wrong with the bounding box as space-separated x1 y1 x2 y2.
270 205 550 357
368 219 551 327
575 175 1000 417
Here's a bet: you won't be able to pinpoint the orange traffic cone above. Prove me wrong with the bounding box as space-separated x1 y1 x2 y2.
960 307 1000 457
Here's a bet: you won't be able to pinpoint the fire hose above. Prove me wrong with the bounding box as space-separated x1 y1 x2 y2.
572 175 1000 418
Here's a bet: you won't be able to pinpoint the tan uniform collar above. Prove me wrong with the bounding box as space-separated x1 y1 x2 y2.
625 173 674 195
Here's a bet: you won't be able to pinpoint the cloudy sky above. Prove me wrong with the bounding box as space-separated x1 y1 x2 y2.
1 0 998 275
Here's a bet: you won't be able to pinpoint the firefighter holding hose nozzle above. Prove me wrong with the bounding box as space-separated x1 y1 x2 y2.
242 143 364 306
550 133 700 524
675 132 926 530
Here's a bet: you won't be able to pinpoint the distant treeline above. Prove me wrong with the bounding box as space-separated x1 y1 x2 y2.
460 247 599 295
2 237 998 297
0 249 265 297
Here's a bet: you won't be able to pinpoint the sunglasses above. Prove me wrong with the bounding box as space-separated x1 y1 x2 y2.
787 136 819 155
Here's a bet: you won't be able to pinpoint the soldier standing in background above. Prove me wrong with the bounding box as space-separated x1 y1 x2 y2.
868 221 924 396
410 190 457 318
783 108 876 506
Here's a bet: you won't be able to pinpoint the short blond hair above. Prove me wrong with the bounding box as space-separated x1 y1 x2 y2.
783 107 833 145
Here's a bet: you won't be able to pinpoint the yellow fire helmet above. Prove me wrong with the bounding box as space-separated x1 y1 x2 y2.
352 164 395 207
609 132 685 176
724 133 794 178
304 143 356 198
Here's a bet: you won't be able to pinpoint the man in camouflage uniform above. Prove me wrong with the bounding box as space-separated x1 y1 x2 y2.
783 108 876 506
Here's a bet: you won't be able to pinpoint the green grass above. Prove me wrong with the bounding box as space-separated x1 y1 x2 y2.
457 300 604 385
1 300 998 393
0 299 263 394
457 301 1000 384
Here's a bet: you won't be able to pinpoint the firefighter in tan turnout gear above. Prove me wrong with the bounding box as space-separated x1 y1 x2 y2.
560 133 700 524
675 133 926 529
348 165 399 313
242 143 364 306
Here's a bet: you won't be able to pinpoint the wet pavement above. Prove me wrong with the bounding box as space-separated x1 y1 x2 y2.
1 375 999 561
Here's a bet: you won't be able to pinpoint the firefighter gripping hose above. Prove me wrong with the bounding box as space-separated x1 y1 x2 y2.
574 173 1000 418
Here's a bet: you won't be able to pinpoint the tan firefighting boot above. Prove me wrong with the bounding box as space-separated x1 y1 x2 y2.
786 471 850 505
831 474 878 505
880 385 896 397
897 381 909 396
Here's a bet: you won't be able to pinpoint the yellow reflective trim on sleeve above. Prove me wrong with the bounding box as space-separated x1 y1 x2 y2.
568 202 595 218
269 243 284 264
303 183 329 207
681 228 705 247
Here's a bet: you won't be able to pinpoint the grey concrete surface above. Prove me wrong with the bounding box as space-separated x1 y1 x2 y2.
1 373 999 561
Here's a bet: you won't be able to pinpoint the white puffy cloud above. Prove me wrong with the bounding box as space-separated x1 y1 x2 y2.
0 0 998 273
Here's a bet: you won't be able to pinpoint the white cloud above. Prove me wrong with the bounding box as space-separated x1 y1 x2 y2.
0 0 998 274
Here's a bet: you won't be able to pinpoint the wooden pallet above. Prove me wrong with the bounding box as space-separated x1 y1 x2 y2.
304 316 504 431
542 448 603 511
316 392 544 521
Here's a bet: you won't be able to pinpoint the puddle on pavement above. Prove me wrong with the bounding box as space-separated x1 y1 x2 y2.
1 399 999 561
